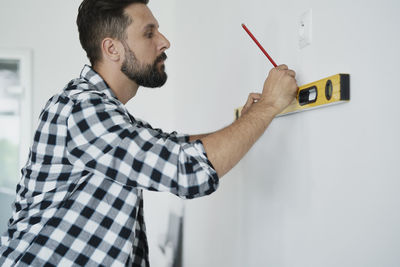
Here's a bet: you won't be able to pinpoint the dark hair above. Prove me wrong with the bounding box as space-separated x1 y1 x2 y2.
77 0 149 66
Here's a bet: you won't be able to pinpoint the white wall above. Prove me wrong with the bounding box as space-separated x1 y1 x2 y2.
1 0 400 267
162 0 400 266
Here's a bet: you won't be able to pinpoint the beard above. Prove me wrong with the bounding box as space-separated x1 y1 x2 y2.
120 42 168 88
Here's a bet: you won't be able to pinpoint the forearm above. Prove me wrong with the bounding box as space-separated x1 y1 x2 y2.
189 133 212 142
196 64 297 178
200 102 278 178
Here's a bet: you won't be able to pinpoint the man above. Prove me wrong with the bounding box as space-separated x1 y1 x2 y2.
0 0 297 266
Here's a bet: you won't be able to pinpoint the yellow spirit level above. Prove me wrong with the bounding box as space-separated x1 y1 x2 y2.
234 73 350 119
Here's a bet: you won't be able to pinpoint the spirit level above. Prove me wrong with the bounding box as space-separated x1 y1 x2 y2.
235 73 350 119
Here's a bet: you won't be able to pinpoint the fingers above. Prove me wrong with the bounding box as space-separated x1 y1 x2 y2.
248 93 262 101
271 65 296 77
276 64 288 70
278 65 296 78
243 93 262 110
286 69 296 78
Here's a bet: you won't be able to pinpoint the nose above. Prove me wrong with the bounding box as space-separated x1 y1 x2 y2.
159 32 171 51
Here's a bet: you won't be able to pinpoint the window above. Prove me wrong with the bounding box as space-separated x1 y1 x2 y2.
0 49 32 193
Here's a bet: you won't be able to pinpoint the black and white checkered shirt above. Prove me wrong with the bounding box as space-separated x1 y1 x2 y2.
0 65 219 266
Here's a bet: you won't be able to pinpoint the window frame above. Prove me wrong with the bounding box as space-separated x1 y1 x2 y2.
0 48 32 191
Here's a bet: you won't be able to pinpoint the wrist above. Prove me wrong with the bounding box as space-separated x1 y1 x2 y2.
240 101 278 125
255 100 280 117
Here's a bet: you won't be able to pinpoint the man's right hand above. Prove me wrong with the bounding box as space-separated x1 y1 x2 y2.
259 64 298 116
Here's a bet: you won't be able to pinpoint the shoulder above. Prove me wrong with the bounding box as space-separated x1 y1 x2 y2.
39 78 121 122
63 78 108 103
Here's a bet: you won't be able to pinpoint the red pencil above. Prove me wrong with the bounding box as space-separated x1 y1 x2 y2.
242 23 278 68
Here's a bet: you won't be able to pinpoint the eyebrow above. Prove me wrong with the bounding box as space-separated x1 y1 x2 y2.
143 24 157 32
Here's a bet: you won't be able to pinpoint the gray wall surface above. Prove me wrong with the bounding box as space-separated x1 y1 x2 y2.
163 0 400 266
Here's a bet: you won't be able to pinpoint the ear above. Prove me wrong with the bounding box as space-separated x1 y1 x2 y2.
101 38 123 62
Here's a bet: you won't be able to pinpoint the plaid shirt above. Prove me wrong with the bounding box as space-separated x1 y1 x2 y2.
0 65 219 266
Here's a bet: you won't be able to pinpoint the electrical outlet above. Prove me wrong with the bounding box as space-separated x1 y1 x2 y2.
299 9 312 48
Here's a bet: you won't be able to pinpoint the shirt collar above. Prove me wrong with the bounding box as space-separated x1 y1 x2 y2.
79 64 119 101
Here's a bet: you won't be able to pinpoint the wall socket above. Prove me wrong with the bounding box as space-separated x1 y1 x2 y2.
299 9 312 48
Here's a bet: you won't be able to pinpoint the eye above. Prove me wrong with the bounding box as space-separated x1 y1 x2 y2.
146 32 154 38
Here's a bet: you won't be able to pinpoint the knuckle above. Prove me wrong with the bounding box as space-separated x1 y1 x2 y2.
285 69 295 76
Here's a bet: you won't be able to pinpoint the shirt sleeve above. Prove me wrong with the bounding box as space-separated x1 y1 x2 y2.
131 116 190 144
66 94 219 199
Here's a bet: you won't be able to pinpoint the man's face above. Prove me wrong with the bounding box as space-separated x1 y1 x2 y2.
121 4 170 88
